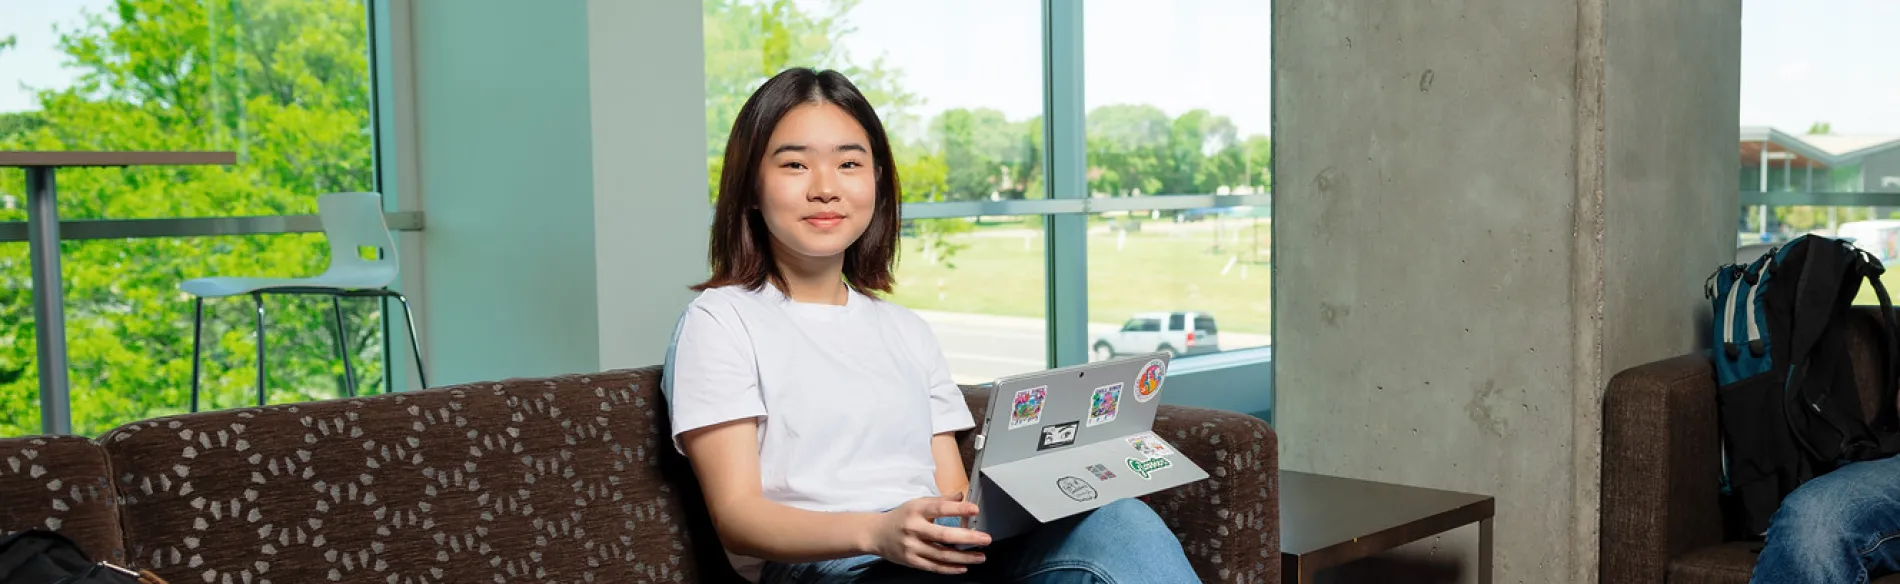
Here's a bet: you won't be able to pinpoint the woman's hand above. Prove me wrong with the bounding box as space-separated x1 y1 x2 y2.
862 492 992 575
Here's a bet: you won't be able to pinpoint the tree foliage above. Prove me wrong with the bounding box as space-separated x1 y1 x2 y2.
0 0 380 437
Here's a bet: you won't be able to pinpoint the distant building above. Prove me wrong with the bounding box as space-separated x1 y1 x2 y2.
1739 127 1900 239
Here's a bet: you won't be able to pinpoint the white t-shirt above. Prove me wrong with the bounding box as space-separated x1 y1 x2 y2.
660 283 977 580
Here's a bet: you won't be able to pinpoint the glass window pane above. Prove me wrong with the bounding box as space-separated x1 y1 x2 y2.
703 0 1043 204
889 219 1047 385
0 0 375 219
1083 0 1270 199
58 234 389 436
1087 209 1270 361
0 242 36 436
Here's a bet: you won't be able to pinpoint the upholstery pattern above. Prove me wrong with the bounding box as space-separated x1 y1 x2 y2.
0 436 126 564
100 368 706 584
958 387 1280 583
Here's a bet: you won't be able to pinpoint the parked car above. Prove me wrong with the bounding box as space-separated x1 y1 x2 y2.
1093 311 1221 360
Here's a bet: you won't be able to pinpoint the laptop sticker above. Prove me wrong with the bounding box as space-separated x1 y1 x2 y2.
1127 456 1173 480
1010 386 1048 430
1056 476 1099 502
1135 359 1167 403
1126 433 1177 458
1087 383 1124 427
1038 421 1079 451
1086 463 1117 481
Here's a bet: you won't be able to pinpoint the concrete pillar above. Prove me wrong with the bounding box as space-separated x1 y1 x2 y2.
399 0 707 386
1272 0 1739 582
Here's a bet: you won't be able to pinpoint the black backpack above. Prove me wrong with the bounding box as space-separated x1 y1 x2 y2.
1708 234 1900 537
0 530 159 584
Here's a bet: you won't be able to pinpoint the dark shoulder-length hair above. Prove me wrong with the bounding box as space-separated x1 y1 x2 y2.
693 68 903 295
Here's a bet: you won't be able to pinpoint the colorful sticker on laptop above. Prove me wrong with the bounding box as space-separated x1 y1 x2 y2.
1056 476 1099 502
1135 359 1166 403
1009 386 1048 430
1127 456 1173 480
1038 421 1079 451
1126 432 1177 458
1087 383 1123 427
1086 463 1117 481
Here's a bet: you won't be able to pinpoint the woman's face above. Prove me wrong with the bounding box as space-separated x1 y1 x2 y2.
756 102 878 263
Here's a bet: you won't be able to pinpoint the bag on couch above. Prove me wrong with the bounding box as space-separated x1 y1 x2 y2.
1708 234 1900 537
0 530 165 584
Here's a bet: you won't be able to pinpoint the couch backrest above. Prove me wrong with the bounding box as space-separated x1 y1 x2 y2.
1843 307 1897 425
0 436 127 565
98 367 719 583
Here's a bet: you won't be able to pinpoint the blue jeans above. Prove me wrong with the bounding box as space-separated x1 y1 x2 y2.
1752 454 1900 584
759 498 1198 584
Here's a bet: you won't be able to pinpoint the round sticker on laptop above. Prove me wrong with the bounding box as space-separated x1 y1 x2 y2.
1135 359 1166 403
1056 476 1098 502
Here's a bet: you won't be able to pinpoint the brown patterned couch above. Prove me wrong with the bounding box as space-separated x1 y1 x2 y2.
1602 307 1900 583
1 366 1278 583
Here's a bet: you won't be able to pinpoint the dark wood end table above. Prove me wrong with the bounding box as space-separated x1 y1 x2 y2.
1279 470 1495 584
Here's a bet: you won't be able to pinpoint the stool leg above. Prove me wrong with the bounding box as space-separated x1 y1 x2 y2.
329 296 358 398
394 292 427 389
253 293 267 407
190 297 205 413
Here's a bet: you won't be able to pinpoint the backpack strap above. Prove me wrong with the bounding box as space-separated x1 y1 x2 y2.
1782 237 1857 463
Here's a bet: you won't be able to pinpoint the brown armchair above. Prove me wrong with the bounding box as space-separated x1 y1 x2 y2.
1601 307 1900 583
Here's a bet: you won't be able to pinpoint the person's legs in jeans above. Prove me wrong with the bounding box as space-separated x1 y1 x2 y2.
760 498 1196 584
977 498 1198 584
1752 454 1900 584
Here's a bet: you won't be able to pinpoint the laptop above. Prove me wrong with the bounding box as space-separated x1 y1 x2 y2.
959 352 1210 542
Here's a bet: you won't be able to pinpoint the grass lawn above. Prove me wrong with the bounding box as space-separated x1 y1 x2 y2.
1855 269 1900 307
887 218 1273 335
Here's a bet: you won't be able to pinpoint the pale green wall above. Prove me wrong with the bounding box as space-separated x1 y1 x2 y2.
411 0 601 385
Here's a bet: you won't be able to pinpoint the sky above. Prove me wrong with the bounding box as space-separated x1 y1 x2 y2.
1 0 1894 136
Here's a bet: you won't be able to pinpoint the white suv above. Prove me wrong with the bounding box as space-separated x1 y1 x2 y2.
1092 311 1221 361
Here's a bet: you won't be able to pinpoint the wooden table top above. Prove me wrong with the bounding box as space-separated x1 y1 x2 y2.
1279 470 1494 563
0 151 237 167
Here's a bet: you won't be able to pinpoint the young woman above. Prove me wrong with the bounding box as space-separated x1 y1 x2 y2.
662 68 1201 583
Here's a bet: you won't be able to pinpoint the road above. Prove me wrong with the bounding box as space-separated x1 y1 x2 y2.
913 310 1272 385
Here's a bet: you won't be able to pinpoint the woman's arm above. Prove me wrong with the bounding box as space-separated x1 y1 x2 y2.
682 418 989 570
681 418 883 562
931 432 970 500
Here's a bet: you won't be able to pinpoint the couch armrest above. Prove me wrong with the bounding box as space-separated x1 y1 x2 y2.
0 436 127 566
956 387 1279 583
1601 353 1726 583
1149 405 1280 583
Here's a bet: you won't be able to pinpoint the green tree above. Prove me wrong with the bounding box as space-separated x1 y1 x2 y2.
0 0 380 437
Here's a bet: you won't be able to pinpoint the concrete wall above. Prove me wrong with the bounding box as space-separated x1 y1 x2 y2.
402 1 706 385
1272 0 1738 581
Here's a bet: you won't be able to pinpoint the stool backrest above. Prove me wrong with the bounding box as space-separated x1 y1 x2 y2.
318 192 399 287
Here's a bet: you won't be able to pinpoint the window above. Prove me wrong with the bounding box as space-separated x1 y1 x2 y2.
1738 0 1900 304
703 0 1273 400
0 0 384 435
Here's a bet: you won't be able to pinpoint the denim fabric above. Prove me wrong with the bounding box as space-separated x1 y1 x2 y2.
1752 454 1900 584
759 499 1196 584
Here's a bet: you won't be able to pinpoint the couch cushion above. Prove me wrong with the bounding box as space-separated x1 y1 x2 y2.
100 367 710 583
0 436 126 565
1669 542 1900 583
